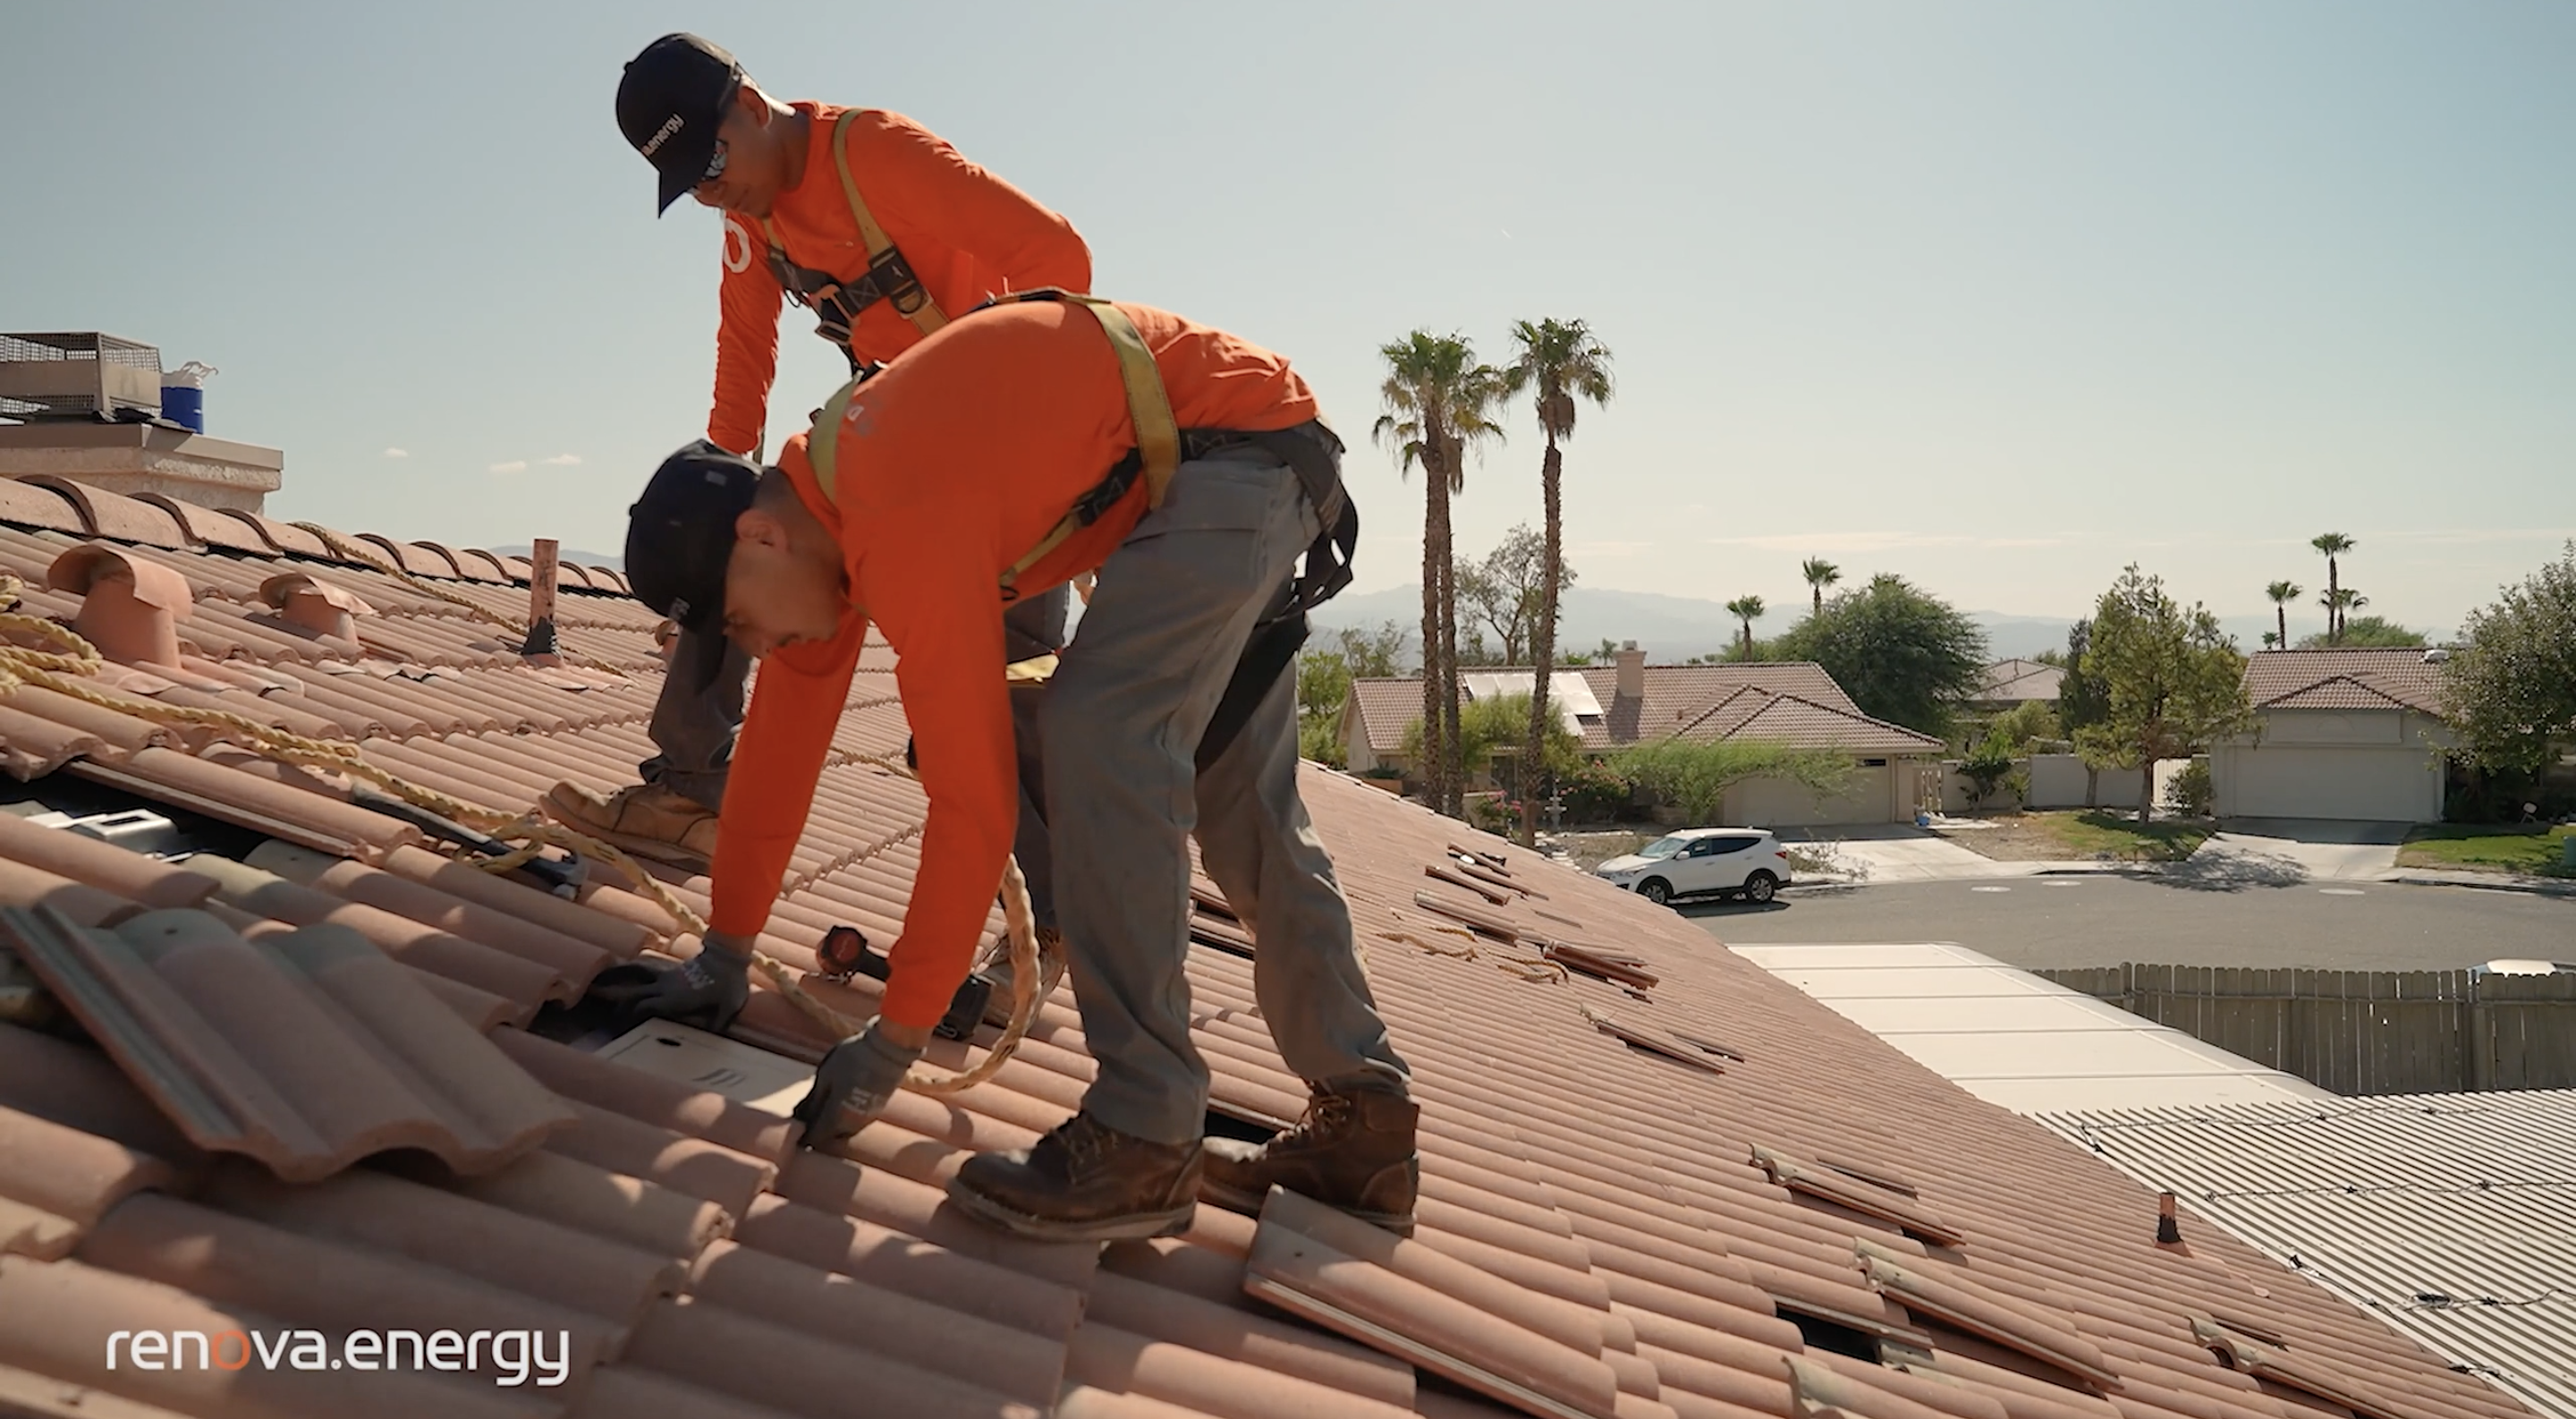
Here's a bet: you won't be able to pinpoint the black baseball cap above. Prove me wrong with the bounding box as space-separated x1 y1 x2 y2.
616 33 741 214
626 441 760 687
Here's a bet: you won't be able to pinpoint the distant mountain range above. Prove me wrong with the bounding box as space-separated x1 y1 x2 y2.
1308 585 2394 663
490 544 623 569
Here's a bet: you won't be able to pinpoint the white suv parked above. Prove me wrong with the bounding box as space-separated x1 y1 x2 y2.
1594 828 1792 906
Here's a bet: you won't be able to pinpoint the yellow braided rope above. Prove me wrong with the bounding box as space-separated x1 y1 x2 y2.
0 574 1045 1096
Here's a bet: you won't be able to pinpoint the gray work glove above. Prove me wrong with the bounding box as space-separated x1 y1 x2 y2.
791 1024 923 1150
595 939 751 1032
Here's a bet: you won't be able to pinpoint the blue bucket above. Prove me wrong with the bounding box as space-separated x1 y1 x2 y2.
160 385 204 432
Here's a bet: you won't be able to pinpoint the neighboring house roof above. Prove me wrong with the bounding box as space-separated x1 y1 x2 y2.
2242 649 2452 717
0 474 2538 1419
1346 662 1909 756
1972 659 2064 704
2037 1090 2576 1419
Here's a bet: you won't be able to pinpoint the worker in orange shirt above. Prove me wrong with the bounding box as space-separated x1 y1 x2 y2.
613 295 1414 1242
551 32 1087 878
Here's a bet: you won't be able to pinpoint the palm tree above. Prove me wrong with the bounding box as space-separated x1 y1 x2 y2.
1497 318 1613 844
2321 588 2367 642
2310 533 2354 642
1725 595 1767 661
2265 580 2301 650
1377 331 1506 817
1801 557 1841 616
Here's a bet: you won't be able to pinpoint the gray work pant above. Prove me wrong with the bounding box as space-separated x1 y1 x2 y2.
644 589 1068 930
1043 447 1409 1145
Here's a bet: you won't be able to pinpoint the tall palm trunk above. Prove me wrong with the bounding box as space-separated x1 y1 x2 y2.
2275 604 2286 649
1417 446 1447 812
1433 461 1464 814
1812 587 1823 616
2326 557 2341 642
1519 434 1563 845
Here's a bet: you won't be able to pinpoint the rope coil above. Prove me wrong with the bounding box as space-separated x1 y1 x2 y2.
0 571 1046 1096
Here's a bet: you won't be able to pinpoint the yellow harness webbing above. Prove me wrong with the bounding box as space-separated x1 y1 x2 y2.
760 110 948 344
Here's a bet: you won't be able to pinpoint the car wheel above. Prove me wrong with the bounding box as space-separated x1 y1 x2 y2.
1744 871 1778 905
1638 878 1672 906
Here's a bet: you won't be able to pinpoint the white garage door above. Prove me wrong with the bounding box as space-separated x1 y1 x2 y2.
1728 764 1895 827
2220 746 2437 822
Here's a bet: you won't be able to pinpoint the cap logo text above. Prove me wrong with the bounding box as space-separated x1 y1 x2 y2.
640 116 683 157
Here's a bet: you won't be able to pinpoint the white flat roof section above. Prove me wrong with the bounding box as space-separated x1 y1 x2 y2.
1730 941 2334 1112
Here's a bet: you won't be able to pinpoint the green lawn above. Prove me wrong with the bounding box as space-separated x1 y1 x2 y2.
2398 825 2576 879
2042 811 2216 862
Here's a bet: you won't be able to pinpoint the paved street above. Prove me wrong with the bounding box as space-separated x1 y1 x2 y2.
1681 875 2576 972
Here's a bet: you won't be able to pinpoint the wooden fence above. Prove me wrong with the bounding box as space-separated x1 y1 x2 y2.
2037 964 2576 1095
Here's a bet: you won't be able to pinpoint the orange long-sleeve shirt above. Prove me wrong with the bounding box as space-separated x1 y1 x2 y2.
709 300 1318 1031
708 104 1091 456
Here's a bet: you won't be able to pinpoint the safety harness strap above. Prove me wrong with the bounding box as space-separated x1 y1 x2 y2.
829 111 945 338
758 111 947 358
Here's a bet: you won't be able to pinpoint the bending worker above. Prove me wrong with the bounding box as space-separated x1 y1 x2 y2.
556 30 1088 870
619 295 1417 1243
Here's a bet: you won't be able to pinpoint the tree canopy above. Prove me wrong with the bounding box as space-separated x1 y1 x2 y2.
1768 574 1987 735
2294 615 2423 649
2445 541 2576 776
2072 565 2255 821
1454 525 1576 667
1611 740 1855 826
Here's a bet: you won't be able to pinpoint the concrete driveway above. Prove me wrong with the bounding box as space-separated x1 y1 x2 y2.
1771 824 2032 883
2182 819 2408 885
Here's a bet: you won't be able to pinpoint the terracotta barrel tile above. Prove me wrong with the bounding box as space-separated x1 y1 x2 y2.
627 1296 1045 1419
0 479 89 534
1632 1340 1795 1416
1087 1267 1416 1408
1604 1271 1807 1351
546 1099 775 1219
179 855 564 1008
1410 1219 1614 1313
105 747 420 860
1055 1387 1246 1419
433 1148 732 1261
1098 1236 1261 1311
1658 1391 1792 1419
490 1029 796 1163
1415 1194 1595 1273
0 703 103 777
1245 1189 1622 1419
0 855 136 928
689 1238 1065 1407
575 1365 806 1419
407 964 527 1031
1889 1351 2123 1419
0 814 219 909
1806 1353 2014 1419
0 1025 203 1167
731 1194 1085 1339
1577 1234 1773 1317
1066 1321 1424 1419
202 1159 683 1326
0 684 172 752
19 479 191 548
76 1194 623 1378
0 1195 80 1261
380 845 652 957
765 1150 1100 1291
1616 1394 1682 1419
0 1256 548 1419
246 842 613 990
1418 1170 1582 1241
0 1105 172 1232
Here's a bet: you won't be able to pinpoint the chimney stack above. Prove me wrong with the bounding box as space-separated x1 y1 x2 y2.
1614 641 1646 701
2157 1192 2184 1245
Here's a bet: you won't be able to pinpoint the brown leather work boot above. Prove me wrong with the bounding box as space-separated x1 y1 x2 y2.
946 1112 1202 1243
540 781 719 868
1200 1084 1419 1235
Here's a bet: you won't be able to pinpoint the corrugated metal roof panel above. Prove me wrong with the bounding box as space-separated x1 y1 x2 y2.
2036 1092 2576 1419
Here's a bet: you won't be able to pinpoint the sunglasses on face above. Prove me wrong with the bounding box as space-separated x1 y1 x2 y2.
700 140 729 186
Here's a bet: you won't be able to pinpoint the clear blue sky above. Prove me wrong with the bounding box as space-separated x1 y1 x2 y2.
8 3 2570 639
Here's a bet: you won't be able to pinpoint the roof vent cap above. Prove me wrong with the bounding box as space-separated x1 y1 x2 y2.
45 542 191 668
2420 648 2451 664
